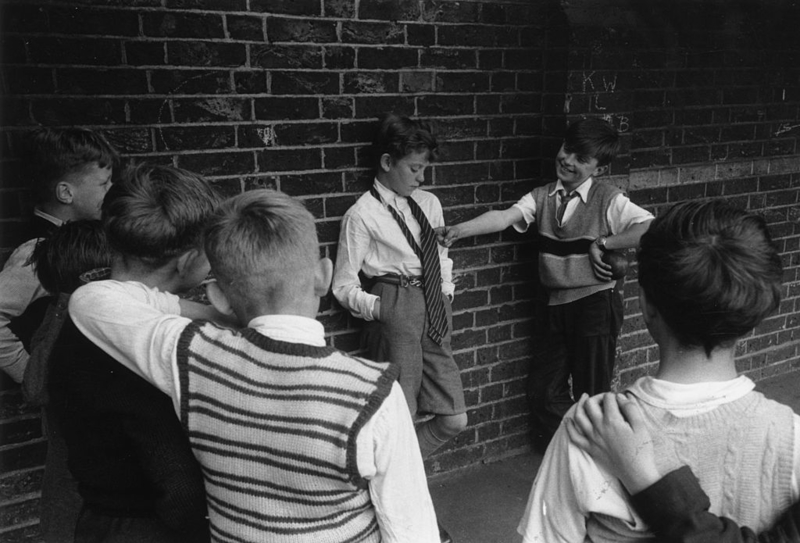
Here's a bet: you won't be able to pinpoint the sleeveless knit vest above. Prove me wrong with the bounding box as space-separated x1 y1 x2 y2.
586 391 795 542
176 321 400 543
533 181 622 305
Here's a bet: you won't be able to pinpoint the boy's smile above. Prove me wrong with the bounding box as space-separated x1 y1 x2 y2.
555 144 605 190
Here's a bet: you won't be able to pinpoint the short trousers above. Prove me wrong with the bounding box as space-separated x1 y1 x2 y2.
362 281 466 417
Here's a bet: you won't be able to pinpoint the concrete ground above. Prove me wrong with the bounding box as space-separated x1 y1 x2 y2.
428 371 800 543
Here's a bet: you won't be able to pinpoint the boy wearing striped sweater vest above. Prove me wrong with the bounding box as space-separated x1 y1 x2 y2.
441 117 653 447
69 189 440 542
332 114 468 462
520 201 799 542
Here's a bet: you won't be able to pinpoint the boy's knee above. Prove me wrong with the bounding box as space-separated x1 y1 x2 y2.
436 413 468 437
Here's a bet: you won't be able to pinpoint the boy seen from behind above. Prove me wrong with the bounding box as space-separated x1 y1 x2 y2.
519 200 798 542
441 117 653 446
0 127 117 382
69 189 440 542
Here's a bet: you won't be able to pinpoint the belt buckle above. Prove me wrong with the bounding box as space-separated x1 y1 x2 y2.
409 277 424 288
399 274 410 287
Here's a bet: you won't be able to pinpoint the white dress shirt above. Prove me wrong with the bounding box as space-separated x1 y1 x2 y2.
0 209 63 382
332 180 454 321
69 280 440 543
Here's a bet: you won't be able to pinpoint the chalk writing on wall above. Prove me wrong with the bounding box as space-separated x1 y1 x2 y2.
256 127 276 147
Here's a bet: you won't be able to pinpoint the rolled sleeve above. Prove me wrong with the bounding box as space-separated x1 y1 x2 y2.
607 194 654 234
332 211 379 320
0 240 48 382
512 192 536 233
357 383 439 543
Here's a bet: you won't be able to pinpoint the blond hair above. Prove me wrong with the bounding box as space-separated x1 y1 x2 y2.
204 190 319 315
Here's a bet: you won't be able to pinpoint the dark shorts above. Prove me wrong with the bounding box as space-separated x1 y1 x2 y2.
362 282 466 417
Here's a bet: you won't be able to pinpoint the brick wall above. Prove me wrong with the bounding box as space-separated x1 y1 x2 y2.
1 0 799 539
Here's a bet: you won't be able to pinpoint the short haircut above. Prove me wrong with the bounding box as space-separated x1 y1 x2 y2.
102 162 221 266
23 127 119 202
31 220 111 294
637 200 783 356
204 190 319 315
370 113 439 171
563 117 621 167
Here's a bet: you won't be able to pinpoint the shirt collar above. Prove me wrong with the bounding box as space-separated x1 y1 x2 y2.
627 375 755 415
373 178 415 206
34 208 65 227
247 314 326 347
548 177 594 203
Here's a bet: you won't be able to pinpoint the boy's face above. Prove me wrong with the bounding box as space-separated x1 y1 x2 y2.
555 144 605 188
67 163 113 220
379 150 430 198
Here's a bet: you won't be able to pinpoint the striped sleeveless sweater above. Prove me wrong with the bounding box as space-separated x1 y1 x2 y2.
586 391 795 542
532 181 622 305
176 320 400 543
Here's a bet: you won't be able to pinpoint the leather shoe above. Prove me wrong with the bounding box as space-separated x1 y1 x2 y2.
438 523 454 543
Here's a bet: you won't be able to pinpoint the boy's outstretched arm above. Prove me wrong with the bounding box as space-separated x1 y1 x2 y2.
440 207 524 247
568 392 800 543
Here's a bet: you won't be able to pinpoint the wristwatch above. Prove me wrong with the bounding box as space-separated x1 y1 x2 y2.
594 235 608 251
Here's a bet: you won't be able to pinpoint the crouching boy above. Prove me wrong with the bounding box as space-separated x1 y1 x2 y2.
69 189 440 542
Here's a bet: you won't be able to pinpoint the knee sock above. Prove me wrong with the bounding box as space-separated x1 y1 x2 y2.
416 419 450 458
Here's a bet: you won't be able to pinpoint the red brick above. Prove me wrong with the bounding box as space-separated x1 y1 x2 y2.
358 0 420 21
143 12 224 38
227 15 265 41
28 37 121 66
268 17 337 43
251 0 320 15
167 42 246 67
271 71 339 95
420 49 477 70
32 98 126 125
252 44 323 69
173 98 250 123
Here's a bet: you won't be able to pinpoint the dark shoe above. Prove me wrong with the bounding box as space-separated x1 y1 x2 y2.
532 431 552 456
438 523 454 543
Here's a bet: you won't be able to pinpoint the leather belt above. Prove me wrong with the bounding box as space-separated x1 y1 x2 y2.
372 273 425 288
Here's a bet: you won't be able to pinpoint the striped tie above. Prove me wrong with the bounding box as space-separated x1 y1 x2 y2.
370 187 448 345
556 189 577 226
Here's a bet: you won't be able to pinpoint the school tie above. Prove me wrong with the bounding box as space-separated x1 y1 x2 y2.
370 186 448 345
556 189 577 226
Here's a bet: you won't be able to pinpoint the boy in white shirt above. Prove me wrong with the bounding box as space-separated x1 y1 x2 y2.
70 188 440 543
332 114 467 463
0 128 117 383
518 200 799 542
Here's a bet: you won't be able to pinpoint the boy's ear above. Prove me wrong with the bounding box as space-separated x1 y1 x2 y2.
314 257 333 297
638 288 657 326
592 164 609 177
55 182 74 204
379 153 393 173
206 281 235 317
176 249 201 278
